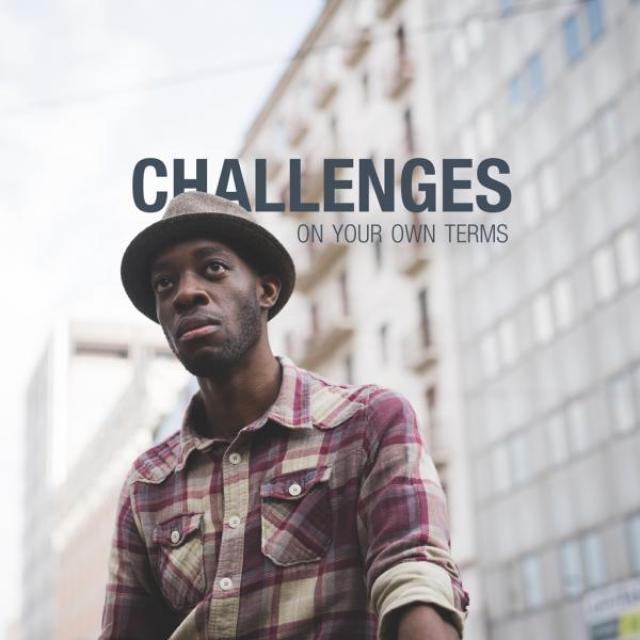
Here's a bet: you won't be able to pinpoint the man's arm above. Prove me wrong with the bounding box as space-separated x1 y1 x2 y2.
357 387 469 640
394 604 460 640
100 479 178 639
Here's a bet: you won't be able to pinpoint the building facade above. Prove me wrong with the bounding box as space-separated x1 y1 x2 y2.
239 0 482 636
442 1 640 639
239 0 640 638
21 319 189 640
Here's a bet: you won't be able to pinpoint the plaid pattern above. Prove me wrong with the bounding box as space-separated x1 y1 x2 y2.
100 357 469 639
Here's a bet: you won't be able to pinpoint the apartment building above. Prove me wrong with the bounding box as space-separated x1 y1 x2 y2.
21 319 188 640
438 1 640 638
239 0 481 636
239 0 640 638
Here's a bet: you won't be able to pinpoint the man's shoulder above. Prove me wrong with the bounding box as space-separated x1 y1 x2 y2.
125 430 183 485
298 363 410 430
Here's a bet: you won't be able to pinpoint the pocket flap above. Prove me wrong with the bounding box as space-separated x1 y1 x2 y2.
153 512 203 547
260 466 332 500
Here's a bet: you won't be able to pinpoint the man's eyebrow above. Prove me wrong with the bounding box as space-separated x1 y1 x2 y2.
192 246 232 260
150 246 232 276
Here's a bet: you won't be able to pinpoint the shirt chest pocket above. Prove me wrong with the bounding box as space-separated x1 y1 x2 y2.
152 512 206 610
260 466 333 567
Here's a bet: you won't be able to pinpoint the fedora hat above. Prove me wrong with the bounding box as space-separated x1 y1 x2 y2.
121 191 295 321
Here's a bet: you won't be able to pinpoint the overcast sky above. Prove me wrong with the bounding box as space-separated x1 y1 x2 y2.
0 1 322 632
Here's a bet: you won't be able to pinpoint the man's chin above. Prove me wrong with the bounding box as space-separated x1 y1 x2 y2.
178 348 237 378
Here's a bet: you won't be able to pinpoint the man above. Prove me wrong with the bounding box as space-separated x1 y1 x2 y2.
101 191 469 639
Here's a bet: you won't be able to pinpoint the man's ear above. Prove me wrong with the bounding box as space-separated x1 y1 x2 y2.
257 274 281 313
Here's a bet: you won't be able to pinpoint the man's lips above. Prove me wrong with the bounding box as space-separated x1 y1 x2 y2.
178 324 219 342
175 317 221 342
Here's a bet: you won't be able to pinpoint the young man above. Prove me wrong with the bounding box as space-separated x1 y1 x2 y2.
101 191 468 639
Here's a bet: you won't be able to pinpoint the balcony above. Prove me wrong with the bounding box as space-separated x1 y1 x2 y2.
402 328 438 372
298 242 347 292
294 315 354 371
384 56 414 99
343 27 371 66
377 0 403 18
314 76 338 109
288 117 309 147
394 240 430 275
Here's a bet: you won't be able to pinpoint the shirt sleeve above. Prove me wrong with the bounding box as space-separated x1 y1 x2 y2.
99 476 179 640
356 387 470 639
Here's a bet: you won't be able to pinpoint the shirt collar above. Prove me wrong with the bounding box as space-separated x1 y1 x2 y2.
176 356 364 470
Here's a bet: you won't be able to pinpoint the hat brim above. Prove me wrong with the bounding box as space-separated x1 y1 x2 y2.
121 211 295 322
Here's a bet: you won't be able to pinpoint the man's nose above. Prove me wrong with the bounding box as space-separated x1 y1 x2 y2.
172 271 209 311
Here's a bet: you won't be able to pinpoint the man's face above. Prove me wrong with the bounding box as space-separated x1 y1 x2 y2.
150 238 268 377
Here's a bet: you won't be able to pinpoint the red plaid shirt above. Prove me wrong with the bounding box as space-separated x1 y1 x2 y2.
100 357 468 639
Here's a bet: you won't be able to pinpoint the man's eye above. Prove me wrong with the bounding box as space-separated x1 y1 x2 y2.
205 261 226 275
153 276 173 293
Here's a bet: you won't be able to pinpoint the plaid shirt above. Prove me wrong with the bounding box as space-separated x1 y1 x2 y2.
100 357 468 639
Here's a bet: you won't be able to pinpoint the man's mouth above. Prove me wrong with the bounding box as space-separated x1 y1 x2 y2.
176 317 221 342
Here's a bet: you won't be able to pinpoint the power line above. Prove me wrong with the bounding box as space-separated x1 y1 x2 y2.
1 0 596 116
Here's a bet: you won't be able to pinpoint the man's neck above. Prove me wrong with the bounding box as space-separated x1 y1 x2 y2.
196 348 282 440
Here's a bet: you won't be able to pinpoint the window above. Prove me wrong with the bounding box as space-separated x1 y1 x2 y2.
510 74 523 107
522 180 541 228
466 18 485 51
396 24 407 59
417 288 431 347
403 107 415 155
628 513 640 573
339 271 349 316
500 0 515 16
361 72 370 103
578 126 600 177
451 34 469 68
498 318 518 365
477 109 495 150
566 398 591 453
330 114 338 146
310 302 320 334
563 14 582 63
481 332 500 377
583 531 607 587
615 227 640 286
492 443 511 493
545 412 569 464
609 372 636 434
599 104 623 160
373 240 383 269
532 292 554 343
552 277 574 330
592 245 619 302
461 126 477 158
527 52 544 99
539 162 560 212
585 0 605 42
426 385 437 429
521 555 544 607
560 540 584 595
510 432 530 484
379 323 389 364
344 354 354 385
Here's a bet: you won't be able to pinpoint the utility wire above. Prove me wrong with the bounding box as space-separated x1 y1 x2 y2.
2 0 595 116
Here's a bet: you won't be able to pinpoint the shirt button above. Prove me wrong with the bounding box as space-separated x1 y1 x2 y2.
228 452 242 465
170 529 181 544
228 515 241 529
219 577 233 591
288 482 302 497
